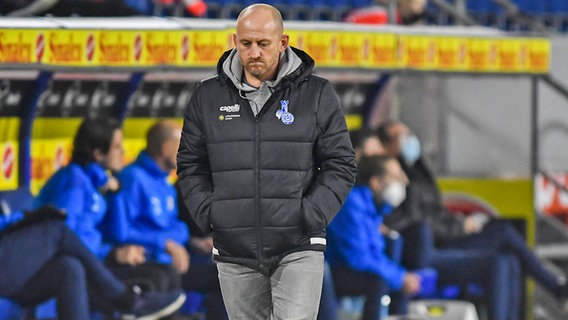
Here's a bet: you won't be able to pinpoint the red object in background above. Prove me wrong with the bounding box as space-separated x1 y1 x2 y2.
537 173 568 215
536 173 568 226
157 0 207 17
184 0 207 17
2 145 14 180
36 33 45 62
134 34 142 61
442 193 499 218
344 6 396 25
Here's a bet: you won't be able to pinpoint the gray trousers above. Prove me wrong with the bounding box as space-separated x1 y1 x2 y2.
217 250 324 320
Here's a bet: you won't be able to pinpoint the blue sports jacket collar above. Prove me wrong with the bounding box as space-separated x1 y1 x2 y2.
83 162 108 189
352 185 394 217
135 151 169 179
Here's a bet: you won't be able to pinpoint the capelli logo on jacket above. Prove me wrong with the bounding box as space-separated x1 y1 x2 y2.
219 104 240 113
219 103 241 121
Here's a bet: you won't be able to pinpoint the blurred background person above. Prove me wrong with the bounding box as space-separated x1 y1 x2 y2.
27 116 186 318
104 120 227 320
326 155 421 319
377 120 568 319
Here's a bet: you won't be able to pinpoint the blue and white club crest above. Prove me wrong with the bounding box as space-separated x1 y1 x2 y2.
275 100 294 125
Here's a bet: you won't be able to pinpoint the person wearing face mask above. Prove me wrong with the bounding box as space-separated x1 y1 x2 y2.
376 120 466 239
376 120 568 319
326 155 421 320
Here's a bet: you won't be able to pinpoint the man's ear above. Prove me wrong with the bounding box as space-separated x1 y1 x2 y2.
280 34 289 51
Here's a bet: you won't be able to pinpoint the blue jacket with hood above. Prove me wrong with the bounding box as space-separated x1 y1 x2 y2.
33 162 111 259
326 185 406 290
102 151 189 265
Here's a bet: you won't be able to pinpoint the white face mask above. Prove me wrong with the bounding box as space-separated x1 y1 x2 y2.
400 134 421 165
382 182 407 208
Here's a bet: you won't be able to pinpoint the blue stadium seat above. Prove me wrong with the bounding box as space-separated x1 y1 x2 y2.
331 0 353 20
34 299 57 320
350 0 373 9
0 188 34 213
548 0 568 13
0 299 25 320
466 0 493 14
547 0 568 32
466 0 494 25
264 0 311 20
308 0 335 21
308 0 352 21
204 0 243 19
515 0 547 16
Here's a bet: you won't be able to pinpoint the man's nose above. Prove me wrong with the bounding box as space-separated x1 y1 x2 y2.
249 44 261 58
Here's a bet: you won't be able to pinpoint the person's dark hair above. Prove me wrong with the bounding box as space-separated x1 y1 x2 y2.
71 117 121 166
376 120 398 144
349 128 376 151
356 155 390 185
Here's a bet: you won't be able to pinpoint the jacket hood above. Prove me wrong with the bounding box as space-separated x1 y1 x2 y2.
217 46 315 90
83 162 109 189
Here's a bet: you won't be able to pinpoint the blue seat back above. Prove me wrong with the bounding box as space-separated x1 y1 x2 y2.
0 299 24 320
0 188 34 213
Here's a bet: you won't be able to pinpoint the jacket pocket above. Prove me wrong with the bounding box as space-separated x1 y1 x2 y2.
301 198 327 234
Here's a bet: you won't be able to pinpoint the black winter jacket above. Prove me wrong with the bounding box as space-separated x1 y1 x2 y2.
177 47 356 275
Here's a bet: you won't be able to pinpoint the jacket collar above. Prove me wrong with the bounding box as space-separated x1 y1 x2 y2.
352 185 394 217
217 46 315 89
82 162 108 189
135 151 169 179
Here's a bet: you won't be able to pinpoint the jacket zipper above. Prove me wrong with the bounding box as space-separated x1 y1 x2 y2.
254 114 264 270
249 87 286 271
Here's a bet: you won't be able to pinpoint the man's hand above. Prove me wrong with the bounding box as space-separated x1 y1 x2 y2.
190 237 214 255
401 272 421 295
115 245 146 266
166 240 190 274
100 176 120 194
463 215 485 234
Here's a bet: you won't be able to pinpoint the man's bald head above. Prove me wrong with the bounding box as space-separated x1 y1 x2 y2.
233 3 288 86
146 120 182 172
146 120 181 157
236 4 283 36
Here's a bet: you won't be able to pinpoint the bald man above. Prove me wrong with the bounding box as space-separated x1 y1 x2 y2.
177 4 356 320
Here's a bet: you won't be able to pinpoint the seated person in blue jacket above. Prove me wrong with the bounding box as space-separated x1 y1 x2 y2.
0 205 185 320
103 120 227 320
326 155 421 320
377 120 568 319
100 120 188 293
32 116 186 316
34 117 143 263
316 127 387 320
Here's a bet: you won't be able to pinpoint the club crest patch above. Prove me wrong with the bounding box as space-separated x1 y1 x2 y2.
275 100 294 125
